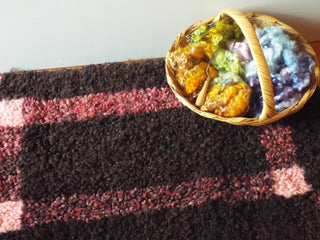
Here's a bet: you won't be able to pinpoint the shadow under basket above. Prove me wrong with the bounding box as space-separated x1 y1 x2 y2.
165 8 320 126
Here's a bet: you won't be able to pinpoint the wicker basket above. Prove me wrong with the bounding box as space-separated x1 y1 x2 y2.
165 8 319 126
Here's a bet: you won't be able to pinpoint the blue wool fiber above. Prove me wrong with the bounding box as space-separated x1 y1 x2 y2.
244 26 315 115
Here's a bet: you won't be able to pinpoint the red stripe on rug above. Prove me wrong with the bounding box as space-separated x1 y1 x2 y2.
23 87 182 125
0 127 23 203
22 172 272 228
260 124 298 170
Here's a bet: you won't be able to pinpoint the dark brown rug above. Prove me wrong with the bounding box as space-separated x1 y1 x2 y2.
0 59 320 239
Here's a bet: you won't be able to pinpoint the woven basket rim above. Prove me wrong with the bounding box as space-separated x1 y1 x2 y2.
165 9 320 126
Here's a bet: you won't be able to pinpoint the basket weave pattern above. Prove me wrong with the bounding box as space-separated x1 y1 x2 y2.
165 8 319 126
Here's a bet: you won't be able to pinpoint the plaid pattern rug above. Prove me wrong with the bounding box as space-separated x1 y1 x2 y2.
0 59 320 239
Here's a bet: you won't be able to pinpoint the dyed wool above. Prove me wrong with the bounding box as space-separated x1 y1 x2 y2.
211 49 244 76
227 41 252 62
244 26 314 116
201 72 251 117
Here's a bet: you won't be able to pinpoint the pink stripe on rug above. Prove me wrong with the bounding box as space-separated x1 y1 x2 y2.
0 127 23 203
260 124 312 198
0 201 23 233
271 164 311 198
0 175 22 204
260 124 298 170
0 99 25 128
0 127 23 162
22 173 272 228
23 87 182 125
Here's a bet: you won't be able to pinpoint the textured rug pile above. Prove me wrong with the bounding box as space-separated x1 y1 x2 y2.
0 59 320 239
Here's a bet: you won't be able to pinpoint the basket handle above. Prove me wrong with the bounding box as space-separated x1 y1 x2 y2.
214 8 277 120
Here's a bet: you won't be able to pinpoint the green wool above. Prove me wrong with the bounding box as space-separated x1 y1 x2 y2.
211 49 244 76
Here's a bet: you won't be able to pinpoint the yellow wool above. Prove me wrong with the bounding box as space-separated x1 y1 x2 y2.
178 62 218 96
201 81 251 117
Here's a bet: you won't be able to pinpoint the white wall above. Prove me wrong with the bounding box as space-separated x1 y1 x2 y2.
1 0 319 72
